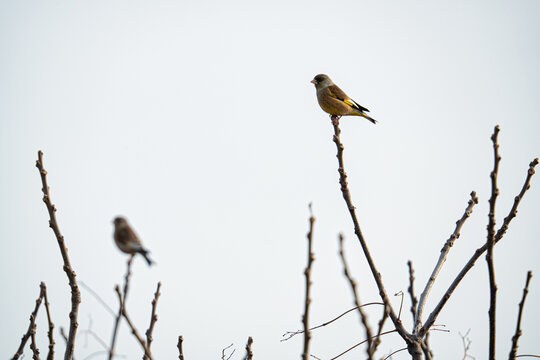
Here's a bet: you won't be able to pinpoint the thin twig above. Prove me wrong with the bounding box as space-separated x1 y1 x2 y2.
330 119 417 354
509 271 533 360
144 282 162 359
36 150 81 360
108 256 134 360
41 283 55 360
221 344 235 360
338 233 374 358
395 291 404 321
282 303 384 341
420 157 538 337
79 281 116 317
243 337 253 360
30 318 41 360
414 191 478 333
459 329 474 360
302 203 316 360
486 125 501 360
114 286 153 359
383 347 408 360
177 336 185 360
12 284 45 360
407 261 418 323
329 329 398 360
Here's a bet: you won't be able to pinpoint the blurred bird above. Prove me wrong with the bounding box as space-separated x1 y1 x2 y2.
311 74 377 124
113 216 154 266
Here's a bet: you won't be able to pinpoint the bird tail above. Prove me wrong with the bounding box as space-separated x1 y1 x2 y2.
360 113 377 124
140 249 155 266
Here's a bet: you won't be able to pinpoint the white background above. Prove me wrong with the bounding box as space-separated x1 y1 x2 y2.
1 1 539 359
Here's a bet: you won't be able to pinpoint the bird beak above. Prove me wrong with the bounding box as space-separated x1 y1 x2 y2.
310 79 316 84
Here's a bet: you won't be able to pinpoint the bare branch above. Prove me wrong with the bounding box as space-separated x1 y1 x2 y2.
459 329 474 360
407 261 418 323
221 344 235 360
108 256 134 360
282 303 384 341
302 203 316 360
41 283 55 360
12 283 45 360
509 271 533 360
415 191 478 333
114 286 153 360
243 337 253 360
338 233 374 358
486 125 501 360
144 282 162 359
329 329 398 360
79 281 116 317
36 150 81 360
383 347 408 360
177 336 185 360
420 157 538 337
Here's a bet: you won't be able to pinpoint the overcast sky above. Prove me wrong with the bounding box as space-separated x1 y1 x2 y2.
1 1 540 359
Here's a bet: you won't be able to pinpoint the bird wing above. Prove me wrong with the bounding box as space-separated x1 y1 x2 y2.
327 84 370 113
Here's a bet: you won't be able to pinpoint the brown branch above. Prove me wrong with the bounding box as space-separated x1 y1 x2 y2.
114 286 153 359
12 283 45 360
509 271 533 360
30 319 41 360
420 157 538 337
243 337 253 360
330 119 415 352
108 256 134 360
177 336 185 360
338 233 374 358
414 191 478 333
383 348 408 360
486 125 501 360
36 150 81 360
302 203 316 360
144 282 162 359
282 303 384 341
41 283 55 360
407 261 418 323
221 344 235 360
329 329 398 360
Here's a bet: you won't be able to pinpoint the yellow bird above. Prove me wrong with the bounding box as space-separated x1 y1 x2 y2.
311 74 377 124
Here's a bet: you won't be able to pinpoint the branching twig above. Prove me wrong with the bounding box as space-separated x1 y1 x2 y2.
12 283 45 360
329 329 398 360
144 282 162 359
302 204 316 360
415 191 478 333
509 271 533 360
459 329 474 360
108 256 134 360
338 233 374 358
114 286 153 359
282 303 384 341
330 119 418 355
177 336 185 360
243 337 253 360
420 157 538 337
221 344 235 360
486 125 501 360
36 150 80 360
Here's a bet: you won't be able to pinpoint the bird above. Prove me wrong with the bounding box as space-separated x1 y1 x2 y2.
311 74 377 124
113 216 154 266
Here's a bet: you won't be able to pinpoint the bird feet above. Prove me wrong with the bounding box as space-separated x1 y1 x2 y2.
330 115 341 125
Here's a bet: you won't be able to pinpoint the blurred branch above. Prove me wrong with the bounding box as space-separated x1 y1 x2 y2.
338 233 374 359
420 154 538 337
302 204 315 360
221 344 235 360
509 271 533 360
486 125 501 360
177 336 185 360
79 281 116 317
108 256 134 360
415 191 478 333
30 320 40 360
243 337 253 360
36 150 81 360
330 329 398 360
12 283 45 360
114 286 153 359
459 329 474 360
144 282 162 359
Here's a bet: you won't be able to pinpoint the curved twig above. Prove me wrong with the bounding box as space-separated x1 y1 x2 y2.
509 271 533 360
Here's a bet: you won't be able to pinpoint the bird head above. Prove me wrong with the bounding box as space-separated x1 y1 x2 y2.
311 74 333 89
113 216 128 228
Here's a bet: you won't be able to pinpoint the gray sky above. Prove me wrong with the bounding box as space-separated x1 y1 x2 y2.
1 1 539 359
